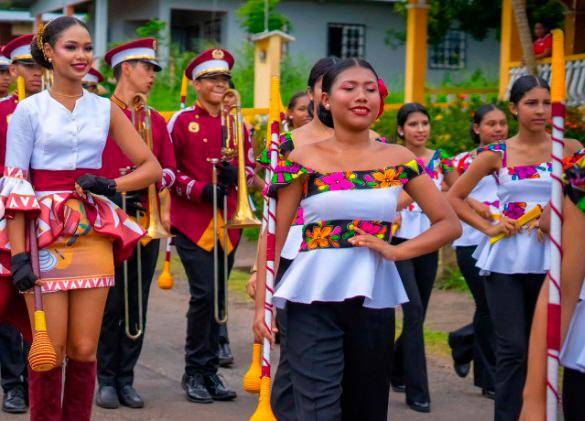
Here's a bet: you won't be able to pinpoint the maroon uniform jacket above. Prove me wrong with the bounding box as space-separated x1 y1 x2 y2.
167 102 255 252
0 94 18 175
100 96 177 197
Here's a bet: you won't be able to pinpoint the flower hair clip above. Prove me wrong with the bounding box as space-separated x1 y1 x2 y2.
377 79 389 119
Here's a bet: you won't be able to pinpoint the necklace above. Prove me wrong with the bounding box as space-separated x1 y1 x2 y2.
50 89 83 99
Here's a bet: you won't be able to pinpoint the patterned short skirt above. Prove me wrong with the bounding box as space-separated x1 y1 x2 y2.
33 198 115 293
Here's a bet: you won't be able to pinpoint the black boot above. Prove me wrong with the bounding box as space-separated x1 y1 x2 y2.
218 342 234 367
204 373 236 401
2 385 27 414
95 385 119 409
181 374 213 404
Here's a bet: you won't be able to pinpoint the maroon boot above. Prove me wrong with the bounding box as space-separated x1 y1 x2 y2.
61 359 97 421
28 365 63 421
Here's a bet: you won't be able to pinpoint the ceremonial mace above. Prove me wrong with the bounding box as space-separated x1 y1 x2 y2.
14 77 57 371
247 76 283 421
545 29 566 421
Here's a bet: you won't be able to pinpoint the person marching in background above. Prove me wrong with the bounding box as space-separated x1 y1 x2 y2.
95 38 176 410
167 48 254 404
390 102 457 413
253 57 461 420
448 75 582 421
0 17 161 421
0 34 43 416
81 67 103 94
285 91 311 130
0 54 12 98
447 105 509 400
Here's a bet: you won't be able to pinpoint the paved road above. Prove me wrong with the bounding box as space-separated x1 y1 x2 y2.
2 243 494 420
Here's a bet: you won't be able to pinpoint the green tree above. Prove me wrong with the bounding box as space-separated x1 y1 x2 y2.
237 0 291 34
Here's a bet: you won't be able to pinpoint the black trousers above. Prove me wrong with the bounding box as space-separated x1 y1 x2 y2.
0 324 28 392
275 299 394 421
174 232 234 376
271 258 295 421
449 246 495 390
390 237 437 403
484 272 545 421
563 367 585 421
97 239 160 388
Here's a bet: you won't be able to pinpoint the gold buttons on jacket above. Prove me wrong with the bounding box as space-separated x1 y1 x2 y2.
188 122 200 133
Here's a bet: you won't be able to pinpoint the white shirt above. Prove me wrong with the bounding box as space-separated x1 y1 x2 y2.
5 89 110 172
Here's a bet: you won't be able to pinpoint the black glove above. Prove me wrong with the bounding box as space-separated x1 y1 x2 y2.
111 191 146 215
201 183 226 205
218 163 238 187
11 252 37 292
76 174 117 197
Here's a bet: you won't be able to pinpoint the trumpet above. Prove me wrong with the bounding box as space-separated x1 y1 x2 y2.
120 94 173 340
211 89 260 325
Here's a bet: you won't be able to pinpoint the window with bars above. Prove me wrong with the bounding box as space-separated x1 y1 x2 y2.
203 18 222 44
327 23 365 59
429 30 467 70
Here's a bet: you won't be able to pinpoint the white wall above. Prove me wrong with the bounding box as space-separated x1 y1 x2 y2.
104 0 501 87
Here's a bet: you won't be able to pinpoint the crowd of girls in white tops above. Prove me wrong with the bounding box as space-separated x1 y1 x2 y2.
250 54 584 421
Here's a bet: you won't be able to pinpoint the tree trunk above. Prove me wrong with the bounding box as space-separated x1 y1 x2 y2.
511 0 538 75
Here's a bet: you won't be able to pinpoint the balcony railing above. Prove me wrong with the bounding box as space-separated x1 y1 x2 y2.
507 53 585 106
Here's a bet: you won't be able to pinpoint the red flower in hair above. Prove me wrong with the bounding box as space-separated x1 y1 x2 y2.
377 79 388 119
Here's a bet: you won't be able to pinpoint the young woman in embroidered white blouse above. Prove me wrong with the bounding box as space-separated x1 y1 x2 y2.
253 58 461 420
0 17 160 421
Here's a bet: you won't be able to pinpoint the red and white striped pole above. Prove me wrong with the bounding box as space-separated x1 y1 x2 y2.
546 28 566 421
250 76 281 421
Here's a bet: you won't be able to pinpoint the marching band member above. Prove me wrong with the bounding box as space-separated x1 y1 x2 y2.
167 48 254 404
81 67 103 94
254 58 461 420
0 34 42 415
390 102 456 413
448 105 508 399
95 38 176 410
0 17 160 421
0 54 12 98
448 75 582 421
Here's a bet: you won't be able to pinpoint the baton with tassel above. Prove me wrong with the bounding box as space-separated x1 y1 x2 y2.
545 29 566 421
27 219 57 372
157 237 174 290
249 76 281 421
179 74 189 109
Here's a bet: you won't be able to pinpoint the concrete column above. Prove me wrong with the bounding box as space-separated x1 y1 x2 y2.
404 0 429 104
94 0 108 62
252 31 294 108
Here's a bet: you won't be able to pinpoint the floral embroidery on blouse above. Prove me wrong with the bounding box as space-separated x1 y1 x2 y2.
257 132 295 167
477 142 506 155
508 162 552 180
454 151 473 174
503 201 527 219
565 149 585 212
268 158 425 198
301 219 391 251
424 149 454 180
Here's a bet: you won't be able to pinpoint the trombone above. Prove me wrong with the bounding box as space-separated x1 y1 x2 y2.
211 89 261 324
120 94 173 340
